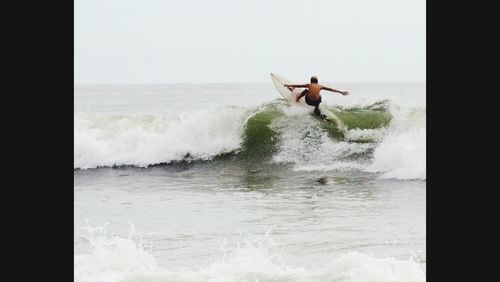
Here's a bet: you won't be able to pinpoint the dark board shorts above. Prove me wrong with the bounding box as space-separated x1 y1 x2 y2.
305 93 321 107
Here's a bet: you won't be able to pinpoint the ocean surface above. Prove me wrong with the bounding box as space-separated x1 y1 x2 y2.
74 81 426 281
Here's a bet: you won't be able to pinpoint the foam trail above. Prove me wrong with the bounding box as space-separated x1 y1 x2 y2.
274 105 378 171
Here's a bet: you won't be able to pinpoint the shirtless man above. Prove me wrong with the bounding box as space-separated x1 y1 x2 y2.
285 76 348 118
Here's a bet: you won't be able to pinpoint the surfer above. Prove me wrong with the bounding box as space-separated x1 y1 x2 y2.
285 76 348 118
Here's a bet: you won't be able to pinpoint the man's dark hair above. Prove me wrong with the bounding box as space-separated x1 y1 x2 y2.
310 76 318 83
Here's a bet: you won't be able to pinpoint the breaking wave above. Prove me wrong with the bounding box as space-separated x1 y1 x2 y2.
75 99 425 180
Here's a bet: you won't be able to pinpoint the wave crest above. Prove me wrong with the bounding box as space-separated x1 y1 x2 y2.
74 107 248 169
74 99 426 180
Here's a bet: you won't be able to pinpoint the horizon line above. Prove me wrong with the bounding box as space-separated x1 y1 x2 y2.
75 80 426 86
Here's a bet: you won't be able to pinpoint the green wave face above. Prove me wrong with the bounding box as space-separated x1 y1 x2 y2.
322 100 393 141
333 100 392 129
333 109 391 129
235 100 393 162
240 104 285 161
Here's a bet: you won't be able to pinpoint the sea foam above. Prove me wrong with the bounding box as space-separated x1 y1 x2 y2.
74 107 249 169
75 224 425 282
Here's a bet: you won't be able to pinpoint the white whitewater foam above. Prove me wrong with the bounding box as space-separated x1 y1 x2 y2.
365 127 426 180
273 106 377 172
277 103 426 180
344 128 388 143
74 106 250 169
75 224 426 282
365 107 426 180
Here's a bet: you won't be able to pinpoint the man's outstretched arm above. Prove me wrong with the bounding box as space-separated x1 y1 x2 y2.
321 86 349 95
284 83 309 88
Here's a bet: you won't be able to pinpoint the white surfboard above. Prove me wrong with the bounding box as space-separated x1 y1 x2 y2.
270 73 309 107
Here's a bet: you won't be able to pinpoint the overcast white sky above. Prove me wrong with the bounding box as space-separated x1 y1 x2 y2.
75 0 425 84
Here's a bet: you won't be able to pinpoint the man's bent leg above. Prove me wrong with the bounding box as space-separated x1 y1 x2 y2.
296 89 308 102
314 107 326 119
314 98 326 119
314 106 322 116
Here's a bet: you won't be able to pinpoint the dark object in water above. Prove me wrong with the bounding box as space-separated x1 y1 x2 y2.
316 177 327 185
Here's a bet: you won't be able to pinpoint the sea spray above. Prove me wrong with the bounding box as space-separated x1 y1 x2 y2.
75 223 425 282
365 106 426 180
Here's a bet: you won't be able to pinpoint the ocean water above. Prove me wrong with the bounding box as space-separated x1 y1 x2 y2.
74 81 426 281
